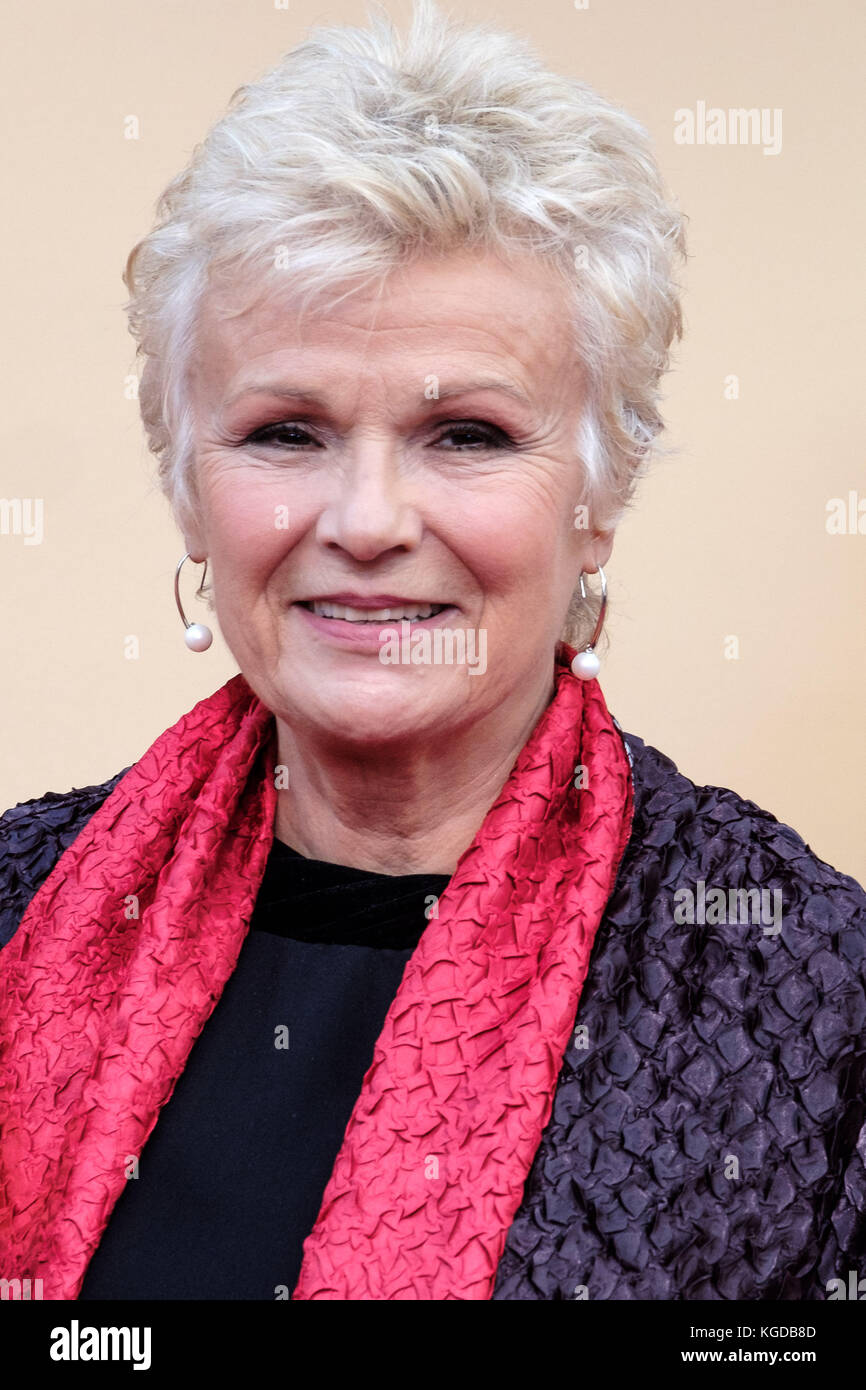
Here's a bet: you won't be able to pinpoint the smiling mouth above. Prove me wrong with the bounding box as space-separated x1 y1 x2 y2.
296 601 452 623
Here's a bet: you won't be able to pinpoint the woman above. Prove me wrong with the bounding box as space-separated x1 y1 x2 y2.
1 0 864 1302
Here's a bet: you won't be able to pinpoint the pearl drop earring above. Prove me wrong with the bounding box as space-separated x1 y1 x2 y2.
174 553 213 652
571 564 607 680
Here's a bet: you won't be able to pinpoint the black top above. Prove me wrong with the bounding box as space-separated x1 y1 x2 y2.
78 837 451 1300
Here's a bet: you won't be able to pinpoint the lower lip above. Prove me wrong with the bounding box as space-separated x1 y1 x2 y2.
292 603 461 651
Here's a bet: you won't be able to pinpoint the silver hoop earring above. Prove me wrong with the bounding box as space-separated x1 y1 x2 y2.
571 564 607 680
174 553 213 652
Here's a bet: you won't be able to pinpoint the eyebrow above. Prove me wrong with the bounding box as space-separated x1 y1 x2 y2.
223 378 533 410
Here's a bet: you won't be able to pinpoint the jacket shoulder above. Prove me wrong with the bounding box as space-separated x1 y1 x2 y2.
0 769 130 950
620 727 866 907
496 729 866 1299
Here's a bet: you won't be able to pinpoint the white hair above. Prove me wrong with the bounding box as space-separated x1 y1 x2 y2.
123 0 687 645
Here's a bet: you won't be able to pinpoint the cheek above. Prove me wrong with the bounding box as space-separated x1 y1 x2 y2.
439 473 574 597
200 464 313 584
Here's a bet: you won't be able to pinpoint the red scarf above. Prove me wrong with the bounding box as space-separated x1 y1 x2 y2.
0 647 632 1300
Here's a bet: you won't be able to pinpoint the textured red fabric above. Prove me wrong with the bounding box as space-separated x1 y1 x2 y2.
0 648 632 1300
293 651 634 1298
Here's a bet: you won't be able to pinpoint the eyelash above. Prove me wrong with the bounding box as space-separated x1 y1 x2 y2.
242 421 515 451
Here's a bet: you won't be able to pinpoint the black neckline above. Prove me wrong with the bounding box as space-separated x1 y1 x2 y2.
250 835 453 949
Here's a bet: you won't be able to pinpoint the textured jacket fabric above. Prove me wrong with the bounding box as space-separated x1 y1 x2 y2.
1 731 864 1300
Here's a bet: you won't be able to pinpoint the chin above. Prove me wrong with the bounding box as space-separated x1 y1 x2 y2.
288 666 460 747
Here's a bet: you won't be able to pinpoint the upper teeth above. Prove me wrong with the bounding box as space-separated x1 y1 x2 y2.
309 601 446 622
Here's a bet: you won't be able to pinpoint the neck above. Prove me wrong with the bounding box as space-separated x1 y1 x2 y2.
272 667 557 876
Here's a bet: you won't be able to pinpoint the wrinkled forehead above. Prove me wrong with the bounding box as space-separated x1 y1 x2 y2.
191 248 582 407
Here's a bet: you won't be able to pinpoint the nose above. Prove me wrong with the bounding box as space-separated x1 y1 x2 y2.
314 442 423 560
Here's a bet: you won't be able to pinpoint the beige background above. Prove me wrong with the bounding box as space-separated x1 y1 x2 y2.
1 0 863 882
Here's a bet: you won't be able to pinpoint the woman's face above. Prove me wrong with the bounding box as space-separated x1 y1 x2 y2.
185 248 613 750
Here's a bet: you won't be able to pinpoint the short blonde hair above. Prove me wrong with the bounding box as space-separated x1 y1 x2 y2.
124 0 686 645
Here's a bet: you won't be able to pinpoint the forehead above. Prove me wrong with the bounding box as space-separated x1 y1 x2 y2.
192 249 578 397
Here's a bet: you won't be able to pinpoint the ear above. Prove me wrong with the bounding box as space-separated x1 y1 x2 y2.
181 512 207 564
183 538 208 564
584 528 615 573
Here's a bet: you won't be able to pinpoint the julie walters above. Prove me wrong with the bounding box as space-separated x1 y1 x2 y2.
1 1 864 1300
